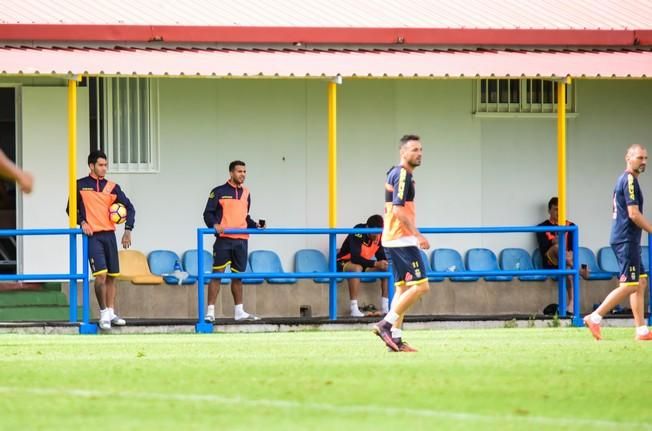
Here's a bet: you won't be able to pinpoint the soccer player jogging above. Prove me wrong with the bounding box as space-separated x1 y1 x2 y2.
584 144 652 341
67 150 135 330
373 135 430 352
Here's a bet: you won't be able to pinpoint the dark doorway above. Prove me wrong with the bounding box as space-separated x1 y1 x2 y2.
0 88 17 274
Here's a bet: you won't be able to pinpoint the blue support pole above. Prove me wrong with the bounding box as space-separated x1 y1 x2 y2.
79 234 97 334
572 226 582 327
328 232 338 320
195 230 213 333
68 233 77 323
558 232 567 317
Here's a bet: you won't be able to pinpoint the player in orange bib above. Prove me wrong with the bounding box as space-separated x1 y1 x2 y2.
67 150 135 330
203 160 262 322
373 135 431 352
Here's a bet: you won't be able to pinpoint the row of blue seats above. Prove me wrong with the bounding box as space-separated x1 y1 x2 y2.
147 246 645 285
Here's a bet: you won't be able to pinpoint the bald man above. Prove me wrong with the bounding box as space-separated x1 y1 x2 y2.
584 144 652 341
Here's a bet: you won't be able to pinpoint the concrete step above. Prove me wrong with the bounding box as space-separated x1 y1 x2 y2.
0 291 68 307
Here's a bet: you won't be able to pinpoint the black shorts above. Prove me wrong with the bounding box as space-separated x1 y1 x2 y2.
612 242 647 285
88 231 120 277
213 238 248 272
385 246 428 286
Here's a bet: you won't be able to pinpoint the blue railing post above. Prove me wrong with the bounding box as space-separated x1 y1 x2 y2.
195 230 213 333
558 232 567 317
328 232 338 320
68 233 77 323
572 225 582 327
79 234 97 334
648 233 652 326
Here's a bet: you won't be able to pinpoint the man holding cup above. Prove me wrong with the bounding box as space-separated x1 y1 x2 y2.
203 160 263 322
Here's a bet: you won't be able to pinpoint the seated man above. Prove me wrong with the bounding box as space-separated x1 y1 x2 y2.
337 214 389 317
536 197 588 314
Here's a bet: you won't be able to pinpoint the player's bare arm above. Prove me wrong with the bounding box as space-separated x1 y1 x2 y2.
627 205 652 233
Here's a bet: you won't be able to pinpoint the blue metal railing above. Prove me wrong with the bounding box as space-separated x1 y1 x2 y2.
195 225 586 332
0 228 94 334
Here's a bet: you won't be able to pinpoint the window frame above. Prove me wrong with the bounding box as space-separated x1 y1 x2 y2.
89 77 160 173
473 78 578 118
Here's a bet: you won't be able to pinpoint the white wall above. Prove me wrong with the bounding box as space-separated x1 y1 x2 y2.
21 87 89 275
14 78 652 272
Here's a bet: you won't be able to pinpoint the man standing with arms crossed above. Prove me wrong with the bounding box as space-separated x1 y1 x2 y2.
373 135 431 352
585 144 652 341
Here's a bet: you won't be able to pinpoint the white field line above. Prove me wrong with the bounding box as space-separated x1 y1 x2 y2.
0 386 649 430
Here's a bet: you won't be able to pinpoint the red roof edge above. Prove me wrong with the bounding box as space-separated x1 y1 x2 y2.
0 24 647 46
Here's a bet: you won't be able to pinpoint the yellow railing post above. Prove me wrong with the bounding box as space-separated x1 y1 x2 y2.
68 78 78 228
557 77 571 226
328 77 341 228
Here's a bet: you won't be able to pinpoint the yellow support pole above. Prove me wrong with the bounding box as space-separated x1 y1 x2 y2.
68 78 78 228
327 80 338 228
556 78 569 226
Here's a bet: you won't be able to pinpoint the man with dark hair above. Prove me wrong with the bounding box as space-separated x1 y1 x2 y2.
203 160 261 322
536 197 588 314
67 150 135 330
373 134 430 352
337 214 389 317
585 144 652 340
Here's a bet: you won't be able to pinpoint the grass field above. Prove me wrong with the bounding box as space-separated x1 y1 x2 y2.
1 327 651 431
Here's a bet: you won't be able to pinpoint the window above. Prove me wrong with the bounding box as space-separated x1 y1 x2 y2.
474 78 576 115
89 77 160 172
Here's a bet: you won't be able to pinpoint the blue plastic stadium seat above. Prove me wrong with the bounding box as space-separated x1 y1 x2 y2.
249 250 297 284
597 246 619 276
148 249 196 285
431 248 479 282
466 248 512 282
242 261 265 285
182 250 211 284
499 248 546 281
420 250 443 282
578 247 613 280
294 249 343 283
532 248 544 269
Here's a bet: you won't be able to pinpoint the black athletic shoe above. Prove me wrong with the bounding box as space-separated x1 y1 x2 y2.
373 320 399 352
389 338 418 352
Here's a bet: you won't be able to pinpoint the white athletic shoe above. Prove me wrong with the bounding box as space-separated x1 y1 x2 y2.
99 309 111 330
235 313 261 321
110 314 126 326
204 312 215 323
350 308 365 317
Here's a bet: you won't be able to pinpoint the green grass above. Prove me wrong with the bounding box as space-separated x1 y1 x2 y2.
0 328 651 431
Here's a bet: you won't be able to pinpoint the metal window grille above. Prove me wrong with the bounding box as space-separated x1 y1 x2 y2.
90 77 159 172
476 78 575 114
